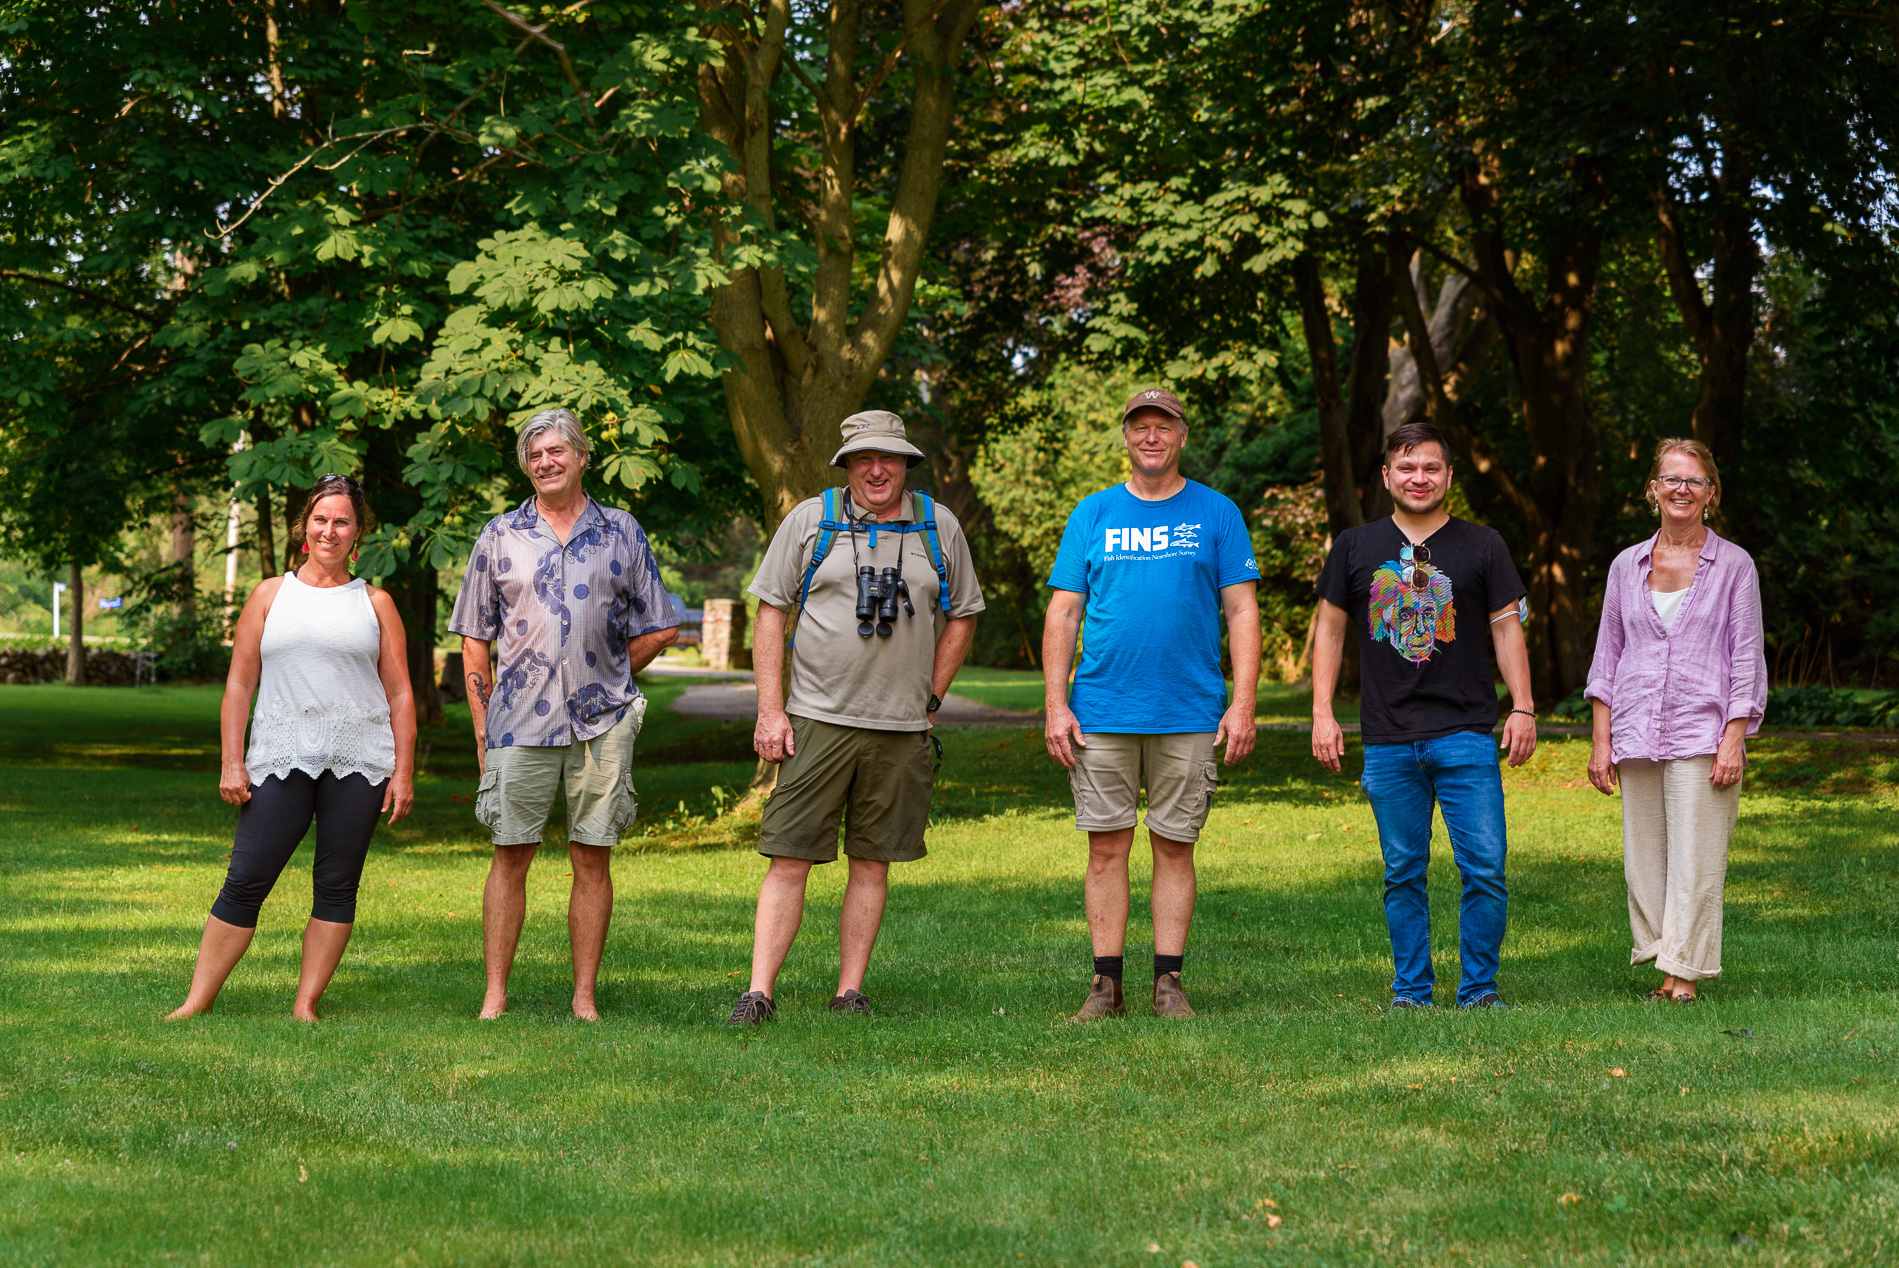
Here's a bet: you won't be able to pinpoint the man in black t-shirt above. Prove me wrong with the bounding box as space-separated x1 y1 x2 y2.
1311 422 1537 1010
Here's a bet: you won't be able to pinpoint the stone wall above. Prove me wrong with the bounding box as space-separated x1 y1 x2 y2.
0 648 148 686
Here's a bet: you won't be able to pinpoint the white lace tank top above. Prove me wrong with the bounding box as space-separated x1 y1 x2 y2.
245 572 397 785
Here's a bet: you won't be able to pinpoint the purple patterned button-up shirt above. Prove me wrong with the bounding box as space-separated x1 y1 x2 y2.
448 496 676 750
1584 529 1767 764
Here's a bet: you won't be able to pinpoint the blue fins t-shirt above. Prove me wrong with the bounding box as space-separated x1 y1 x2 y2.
1046 480 1259 733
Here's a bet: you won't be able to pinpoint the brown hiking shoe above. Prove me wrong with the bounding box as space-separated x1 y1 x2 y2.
828 989 873 1016
1068 974 1126 1023
725 990 776 1028
1152 971 1197 1019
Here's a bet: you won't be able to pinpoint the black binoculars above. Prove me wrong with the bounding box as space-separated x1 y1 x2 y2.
856 565 915 638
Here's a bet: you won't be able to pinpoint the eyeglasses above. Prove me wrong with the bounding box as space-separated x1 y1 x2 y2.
1399 542 1432 588
1656 475 1713 491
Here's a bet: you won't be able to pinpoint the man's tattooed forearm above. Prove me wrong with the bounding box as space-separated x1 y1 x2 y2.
466 671 492 709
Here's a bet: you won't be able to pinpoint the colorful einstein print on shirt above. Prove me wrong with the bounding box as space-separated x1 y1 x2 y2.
1369 542 1456 664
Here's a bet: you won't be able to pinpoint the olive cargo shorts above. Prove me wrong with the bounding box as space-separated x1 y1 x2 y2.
758 715 934 864
1068 732 1220 844
475 699 647 848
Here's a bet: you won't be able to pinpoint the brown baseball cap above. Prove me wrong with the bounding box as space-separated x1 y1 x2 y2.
1122 387 1186 424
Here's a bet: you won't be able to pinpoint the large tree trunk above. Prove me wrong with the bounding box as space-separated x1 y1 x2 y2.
1426 176 1605 703
255 488 276 582
1291 252 1363 536
1292 243 1393 536
169 490 196 621
1655 142 1758 471
65 562 85 685
386 563 443 727
696 0 979 533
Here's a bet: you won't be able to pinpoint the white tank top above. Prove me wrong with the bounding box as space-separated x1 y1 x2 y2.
245 572 397 785
1651 587 1689 631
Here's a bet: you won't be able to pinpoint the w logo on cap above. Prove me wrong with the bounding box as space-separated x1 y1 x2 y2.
1144 390 1160 400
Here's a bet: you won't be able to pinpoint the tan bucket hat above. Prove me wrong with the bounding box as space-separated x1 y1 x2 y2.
831 410 926 468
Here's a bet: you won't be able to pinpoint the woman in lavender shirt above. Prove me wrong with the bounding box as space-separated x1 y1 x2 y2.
1585 439 1766 1004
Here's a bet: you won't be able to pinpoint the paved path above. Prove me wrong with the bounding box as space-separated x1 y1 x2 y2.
669 680 1040 728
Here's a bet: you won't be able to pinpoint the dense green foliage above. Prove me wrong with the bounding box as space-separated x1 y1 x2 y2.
3 683 1898 1261
3 1 1898 688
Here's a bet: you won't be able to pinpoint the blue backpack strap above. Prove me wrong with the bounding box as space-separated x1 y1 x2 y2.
912 489 952 616
791 488 845 647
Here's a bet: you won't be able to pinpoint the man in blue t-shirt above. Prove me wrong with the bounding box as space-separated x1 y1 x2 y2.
1043 387 1261 1022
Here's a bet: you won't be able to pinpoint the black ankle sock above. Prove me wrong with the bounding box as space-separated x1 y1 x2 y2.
1154 953 1184 980
1093 955 1124 982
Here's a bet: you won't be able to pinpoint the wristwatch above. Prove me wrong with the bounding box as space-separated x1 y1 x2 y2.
927 693 942 714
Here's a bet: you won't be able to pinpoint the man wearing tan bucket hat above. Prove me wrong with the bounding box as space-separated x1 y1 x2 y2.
726 410 985 1027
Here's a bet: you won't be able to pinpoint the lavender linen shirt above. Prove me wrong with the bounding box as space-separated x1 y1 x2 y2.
1584 529 1767 764
448 496 676 750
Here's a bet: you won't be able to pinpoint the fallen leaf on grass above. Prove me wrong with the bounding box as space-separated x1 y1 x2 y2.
1723 1029 1754 1039
1680 1087 1690 1096
1406 1083 1423 1090
298 1161 308 1183
1254 1199 1277 1209
1609 1068 1627 1078
1559 1192 1582 1207
1305 832 1322 841
1183 1261 1199 1268
1266 1214 1284 1229
1843 1027 1862 1041
1146 1244 1161 1254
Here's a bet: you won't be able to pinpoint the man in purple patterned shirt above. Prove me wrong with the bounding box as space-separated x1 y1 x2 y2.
449 408 678 1021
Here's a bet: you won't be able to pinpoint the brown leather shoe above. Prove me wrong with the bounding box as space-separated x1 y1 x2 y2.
1068 974 1125 1022
1152 971 1196 1019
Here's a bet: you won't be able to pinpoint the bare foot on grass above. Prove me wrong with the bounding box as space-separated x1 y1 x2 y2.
292 1005 321 1023
163 1002 212 1021
572 996 599 1022
479 994 507 1020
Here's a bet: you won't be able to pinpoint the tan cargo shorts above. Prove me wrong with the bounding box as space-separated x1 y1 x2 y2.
1068 732 1220 844
758 715 933 864
474 698 647 848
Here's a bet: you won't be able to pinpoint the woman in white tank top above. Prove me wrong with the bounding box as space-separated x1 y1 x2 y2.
167 475 416 1022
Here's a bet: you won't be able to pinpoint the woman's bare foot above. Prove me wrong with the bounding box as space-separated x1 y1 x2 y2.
163 1001 212 1021
292 1003 321 1022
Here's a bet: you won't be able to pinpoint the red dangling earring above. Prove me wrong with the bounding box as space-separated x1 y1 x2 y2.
301 542 309 553
351 549 360 562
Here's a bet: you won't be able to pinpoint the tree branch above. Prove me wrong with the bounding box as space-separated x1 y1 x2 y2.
478 0 597 112
0 271 165 325
1652 185 1710 346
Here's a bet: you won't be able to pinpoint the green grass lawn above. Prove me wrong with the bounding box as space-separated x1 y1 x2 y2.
1 683 1896 1264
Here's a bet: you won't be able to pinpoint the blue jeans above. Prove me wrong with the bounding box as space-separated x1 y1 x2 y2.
1359 730 1508 1006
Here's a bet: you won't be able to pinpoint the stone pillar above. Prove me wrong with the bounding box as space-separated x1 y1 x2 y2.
702 598 751 671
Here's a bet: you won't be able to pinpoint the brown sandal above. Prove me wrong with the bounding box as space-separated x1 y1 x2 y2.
1645 987 1672 1004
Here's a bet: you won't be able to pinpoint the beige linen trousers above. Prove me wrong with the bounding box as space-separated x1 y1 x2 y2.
1619 754 1740 981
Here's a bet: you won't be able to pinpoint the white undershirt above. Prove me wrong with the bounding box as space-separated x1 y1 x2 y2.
1650 587 1689 630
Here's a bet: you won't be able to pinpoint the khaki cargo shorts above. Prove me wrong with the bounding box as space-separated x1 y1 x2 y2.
1068 732 1219 844
475 698 647 848
758 715 934 864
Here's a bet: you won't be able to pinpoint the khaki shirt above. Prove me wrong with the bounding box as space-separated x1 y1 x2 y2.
750 490 985 731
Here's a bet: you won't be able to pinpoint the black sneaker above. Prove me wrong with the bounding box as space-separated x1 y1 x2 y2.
828 989 873 1016
1390 996 1433 1010
726 990 776 1028
1461 991 1508 1010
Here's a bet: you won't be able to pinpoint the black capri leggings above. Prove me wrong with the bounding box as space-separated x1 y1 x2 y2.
210 770 388 928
